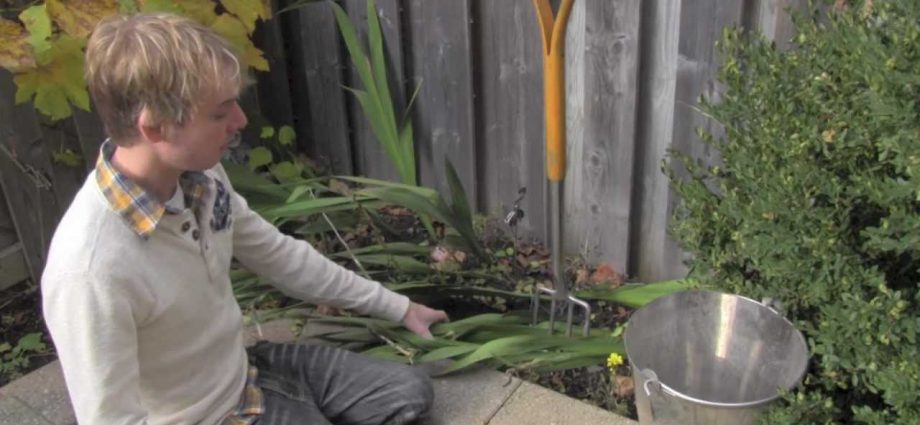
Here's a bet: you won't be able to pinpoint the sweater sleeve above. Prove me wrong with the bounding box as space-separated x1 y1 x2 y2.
218 167 410 323
42 270 149 425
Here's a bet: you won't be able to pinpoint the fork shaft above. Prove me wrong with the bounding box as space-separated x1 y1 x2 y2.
550 182 567 300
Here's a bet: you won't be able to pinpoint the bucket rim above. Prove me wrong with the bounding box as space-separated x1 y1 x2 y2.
623 289 810 408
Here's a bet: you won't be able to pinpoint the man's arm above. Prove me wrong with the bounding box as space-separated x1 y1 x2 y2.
42 270 148 424
219 167 410 322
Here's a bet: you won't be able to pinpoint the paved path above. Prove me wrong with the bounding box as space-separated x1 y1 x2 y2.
0 320 637 425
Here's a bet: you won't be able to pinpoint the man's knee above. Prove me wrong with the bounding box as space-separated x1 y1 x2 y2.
407 365 434 409
390 366 434 424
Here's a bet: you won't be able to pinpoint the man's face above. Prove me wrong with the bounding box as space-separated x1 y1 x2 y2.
157 82 248 172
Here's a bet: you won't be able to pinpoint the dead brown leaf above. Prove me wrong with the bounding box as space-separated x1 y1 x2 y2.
613 375 634 398
380 206 413 216
328 178 352 196
589 263 623 287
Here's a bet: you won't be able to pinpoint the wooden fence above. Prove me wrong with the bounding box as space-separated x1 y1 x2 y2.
0 0 807 290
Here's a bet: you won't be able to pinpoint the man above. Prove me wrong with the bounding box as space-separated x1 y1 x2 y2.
41 13 447 424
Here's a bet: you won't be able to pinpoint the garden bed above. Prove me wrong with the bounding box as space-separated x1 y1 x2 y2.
0 282 54 387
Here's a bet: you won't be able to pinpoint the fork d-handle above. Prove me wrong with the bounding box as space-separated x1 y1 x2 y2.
533 0 574 182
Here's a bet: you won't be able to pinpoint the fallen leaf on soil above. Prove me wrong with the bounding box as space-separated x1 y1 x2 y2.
575 268 589 285
590 263 623 287
614 375 634 398
515 254 529 268
328 178 352 196
380 206 413 216
431 246 450 263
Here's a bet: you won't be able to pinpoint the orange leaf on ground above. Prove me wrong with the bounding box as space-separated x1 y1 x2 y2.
590 263 623 287
614 375 634 398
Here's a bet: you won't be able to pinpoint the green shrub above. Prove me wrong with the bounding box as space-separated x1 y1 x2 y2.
668 1 919 423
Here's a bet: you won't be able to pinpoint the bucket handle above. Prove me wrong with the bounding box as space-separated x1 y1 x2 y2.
640 368 676 422
641 368 678 397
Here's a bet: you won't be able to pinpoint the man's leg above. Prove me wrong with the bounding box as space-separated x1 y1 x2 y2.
251 342 433 425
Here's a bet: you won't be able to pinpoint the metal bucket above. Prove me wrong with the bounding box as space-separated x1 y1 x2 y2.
623 290 808 425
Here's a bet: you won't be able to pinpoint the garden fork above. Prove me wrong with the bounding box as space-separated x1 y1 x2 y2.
529 0 591 337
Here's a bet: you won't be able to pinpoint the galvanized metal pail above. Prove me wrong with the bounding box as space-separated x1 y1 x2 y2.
623 290 808 425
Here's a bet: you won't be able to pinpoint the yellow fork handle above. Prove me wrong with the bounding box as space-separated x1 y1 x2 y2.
533 0 574 182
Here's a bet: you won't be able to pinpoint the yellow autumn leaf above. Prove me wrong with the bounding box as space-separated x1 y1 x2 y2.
220 0 270 34
46 0 119 38
19 4 52 55
210 14 268 71
137 0 182 14
177 0 219 26
14 35 90 120
0 18 37 72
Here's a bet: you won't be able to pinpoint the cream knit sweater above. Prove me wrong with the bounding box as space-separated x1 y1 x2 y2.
41 164 410 424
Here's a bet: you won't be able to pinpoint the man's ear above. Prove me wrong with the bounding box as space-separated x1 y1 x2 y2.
136 108 169 143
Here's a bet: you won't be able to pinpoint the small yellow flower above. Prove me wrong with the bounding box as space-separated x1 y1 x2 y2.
606 353 625 372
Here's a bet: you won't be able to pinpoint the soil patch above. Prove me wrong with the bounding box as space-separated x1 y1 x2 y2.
0 282 55 387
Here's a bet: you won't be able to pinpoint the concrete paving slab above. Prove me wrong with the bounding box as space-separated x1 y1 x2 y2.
489 379 638 425
423 368 523 425
0 362 74 425
0 396 55 425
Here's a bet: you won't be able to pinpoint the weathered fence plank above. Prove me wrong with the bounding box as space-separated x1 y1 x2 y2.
561 0 641 275
0 243 29 291
475 0 547 241
38 116 87 214
344 0 406 183
405 0 477 201
0 190 16 250
71 108 106 171
662 0 745 278
632 0 682 282
253 0 295 129
283 1 354 174
750 0 807 49
0 73 62 283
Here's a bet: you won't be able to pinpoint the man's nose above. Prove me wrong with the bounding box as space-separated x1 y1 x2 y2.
232 103 248 129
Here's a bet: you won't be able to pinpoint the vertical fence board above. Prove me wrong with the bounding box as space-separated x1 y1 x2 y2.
476 0 546 240
71 108 105 171
284 2 354 174
562 0 587 263
561 0 641 274
632 0 682 281
344 0 406 182
38 116 86 213
253 0 294 129
0 189 16 250
406 0 477 200
751 0 806 49
663 0 745 277
0 73 62 283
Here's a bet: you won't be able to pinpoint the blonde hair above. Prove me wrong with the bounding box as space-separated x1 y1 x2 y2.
85 13 251 144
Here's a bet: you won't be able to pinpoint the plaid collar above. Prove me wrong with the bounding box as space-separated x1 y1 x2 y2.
95 140 211 238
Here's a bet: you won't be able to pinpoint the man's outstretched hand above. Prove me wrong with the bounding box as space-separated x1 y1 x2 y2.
401 302 449 339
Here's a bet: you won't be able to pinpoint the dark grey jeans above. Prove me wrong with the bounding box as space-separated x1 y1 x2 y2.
248 342 433 425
